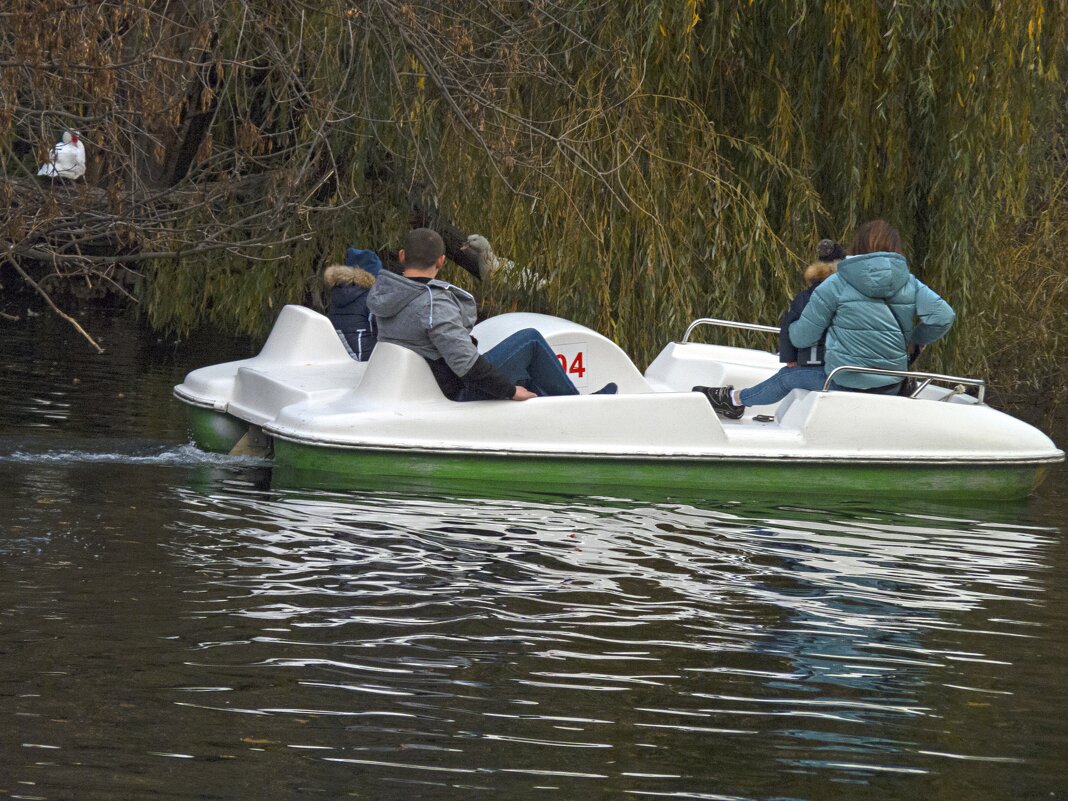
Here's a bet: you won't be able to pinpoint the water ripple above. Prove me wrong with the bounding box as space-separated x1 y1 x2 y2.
0 443 269 467
94 485 1054 796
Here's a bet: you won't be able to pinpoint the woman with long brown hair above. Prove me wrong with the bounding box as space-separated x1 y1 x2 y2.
788 220 955 393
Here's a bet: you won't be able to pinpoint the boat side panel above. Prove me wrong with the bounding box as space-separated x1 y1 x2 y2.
785 391 1061 458
269 392 731 452
272 440 1046 500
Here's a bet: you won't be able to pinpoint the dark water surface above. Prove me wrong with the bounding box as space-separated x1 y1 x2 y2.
2 313 1066 800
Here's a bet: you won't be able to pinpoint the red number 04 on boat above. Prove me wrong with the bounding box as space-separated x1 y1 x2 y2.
554 342 589 389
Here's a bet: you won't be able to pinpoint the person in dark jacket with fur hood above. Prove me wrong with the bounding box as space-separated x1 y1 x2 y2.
325 246 383 361
693 239 846 418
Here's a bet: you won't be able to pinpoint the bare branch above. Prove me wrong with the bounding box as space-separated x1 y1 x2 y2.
3 255 105 352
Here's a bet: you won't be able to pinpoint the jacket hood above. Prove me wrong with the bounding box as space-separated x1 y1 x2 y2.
802 259 838 286
836 252 911 299
366 269 430 317
324 265 376 289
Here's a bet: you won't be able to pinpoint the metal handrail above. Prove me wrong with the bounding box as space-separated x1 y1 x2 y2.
682 318 780 343
680 319 986 403
822 366 986 404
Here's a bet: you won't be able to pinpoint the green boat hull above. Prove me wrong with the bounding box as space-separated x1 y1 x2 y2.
186 406 248 453
269 437 1048 501
183 406 1050 500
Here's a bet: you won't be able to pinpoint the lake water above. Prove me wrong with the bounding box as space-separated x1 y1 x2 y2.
2 312 1066 800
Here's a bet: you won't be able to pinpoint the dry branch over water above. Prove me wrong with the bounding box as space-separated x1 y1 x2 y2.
1 0 1065 403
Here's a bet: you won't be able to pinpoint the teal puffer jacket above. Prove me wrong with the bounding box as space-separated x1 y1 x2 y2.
788 252 955 389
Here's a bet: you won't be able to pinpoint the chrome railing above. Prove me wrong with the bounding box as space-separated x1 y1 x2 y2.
681 318 780 342
823 366 986 403
681 319 987 403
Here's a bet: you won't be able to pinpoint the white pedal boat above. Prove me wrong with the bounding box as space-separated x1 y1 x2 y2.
174 304 1063 499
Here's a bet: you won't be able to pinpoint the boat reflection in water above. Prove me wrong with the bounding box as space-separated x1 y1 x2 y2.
155 471 1062 797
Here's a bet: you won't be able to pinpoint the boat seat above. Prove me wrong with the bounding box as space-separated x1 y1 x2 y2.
228 361 364 425
644 341 781 393
353 342 446 405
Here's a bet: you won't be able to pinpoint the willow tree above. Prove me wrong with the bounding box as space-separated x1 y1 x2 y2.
2 1 1064 403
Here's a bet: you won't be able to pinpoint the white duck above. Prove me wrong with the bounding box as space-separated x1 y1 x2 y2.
460 234 547 292
37 130 86 179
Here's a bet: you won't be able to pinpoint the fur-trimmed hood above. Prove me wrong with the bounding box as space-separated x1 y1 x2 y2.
324 265 376 289
802 259 838 286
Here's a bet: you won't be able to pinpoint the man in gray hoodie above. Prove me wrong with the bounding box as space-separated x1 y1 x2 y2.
367 228 614 402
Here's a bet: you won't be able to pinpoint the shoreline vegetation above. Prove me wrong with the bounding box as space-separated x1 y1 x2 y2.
2 2 1066 410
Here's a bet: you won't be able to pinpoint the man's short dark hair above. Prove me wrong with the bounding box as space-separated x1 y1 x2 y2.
403 228 445 269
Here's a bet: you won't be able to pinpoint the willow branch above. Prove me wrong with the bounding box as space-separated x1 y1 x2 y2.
3 255 105 353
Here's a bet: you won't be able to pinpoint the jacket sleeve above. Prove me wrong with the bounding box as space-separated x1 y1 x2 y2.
425 293 516 399
911 280 955 346
778 289 809 362
425 295 483 376
460 356 516 399
789 280 836 348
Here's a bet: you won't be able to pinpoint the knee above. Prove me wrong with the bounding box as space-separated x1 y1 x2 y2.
516 328 551 347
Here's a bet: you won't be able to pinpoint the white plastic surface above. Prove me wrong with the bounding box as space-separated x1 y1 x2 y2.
175 304 363 421
176 306 1063 465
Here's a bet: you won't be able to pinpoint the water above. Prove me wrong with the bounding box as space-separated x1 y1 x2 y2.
2 312 1066 800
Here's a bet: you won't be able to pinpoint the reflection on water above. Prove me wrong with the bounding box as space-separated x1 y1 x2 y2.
1 313 1066 800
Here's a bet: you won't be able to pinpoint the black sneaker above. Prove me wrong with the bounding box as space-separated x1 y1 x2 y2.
592 382 618 395
693 385 744 419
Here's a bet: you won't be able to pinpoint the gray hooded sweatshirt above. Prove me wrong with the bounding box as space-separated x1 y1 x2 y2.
367 269 514 400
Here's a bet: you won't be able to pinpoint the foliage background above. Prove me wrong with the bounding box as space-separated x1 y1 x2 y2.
2 0 1065 405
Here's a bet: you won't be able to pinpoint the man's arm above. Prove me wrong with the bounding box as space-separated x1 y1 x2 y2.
460 354 524 400
426 301 526 400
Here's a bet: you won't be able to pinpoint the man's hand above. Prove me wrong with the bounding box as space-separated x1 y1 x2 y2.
511 386 537 401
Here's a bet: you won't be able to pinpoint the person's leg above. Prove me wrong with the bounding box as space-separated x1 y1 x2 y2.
483 328 579 396
739 366 826 407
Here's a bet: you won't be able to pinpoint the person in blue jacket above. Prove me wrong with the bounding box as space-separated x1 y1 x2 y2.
694 239 846 419
324 246 383 360
789 219 955 394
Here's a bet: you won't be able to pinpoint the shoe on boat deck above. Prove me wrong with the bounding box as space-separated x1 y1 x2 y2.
592 382 618 395
693 385 744 419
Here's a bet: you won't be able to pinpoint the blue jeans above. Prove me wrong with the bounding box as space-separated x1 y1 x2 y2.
739 365 827 407
460 328 578 401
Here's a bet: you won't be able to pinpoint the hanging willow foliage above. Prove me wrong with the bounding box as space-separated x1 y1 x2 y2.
1 0 1064 402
